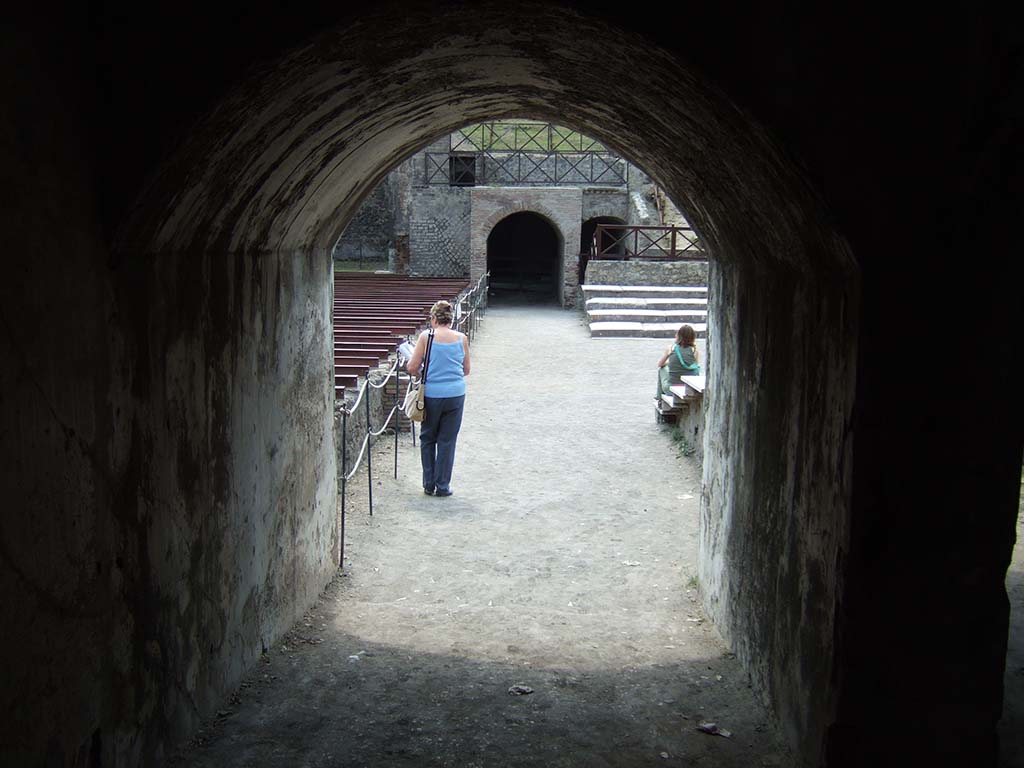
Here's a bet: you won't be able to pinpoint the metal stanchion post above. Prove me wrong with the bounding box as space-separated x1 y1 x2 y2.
365 387 374 516
393 364 399 479
340 409 348 569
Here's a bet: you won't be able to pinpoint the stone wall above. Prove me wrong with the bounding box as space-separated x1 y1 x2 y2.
468 187 583 307
392 157 414 272
333 179 396 264
409 186 472 276
700 257 858 762
0 28 340 766
585 259 709 286
675 398 705 463
582 188 629 224
369 133 634 279
627 165 658 225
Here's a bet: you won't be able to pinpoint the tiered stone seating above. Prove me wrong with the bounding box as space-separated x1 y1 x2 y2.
333 274 469 397
582 285 708 338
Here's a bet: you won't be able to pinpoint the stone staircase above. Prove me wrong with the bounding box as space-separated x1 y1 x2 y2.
582 284 708 338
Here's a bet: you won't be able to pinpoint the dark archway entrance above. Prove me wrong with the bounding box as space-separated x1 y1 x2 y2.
486 212 560 303
579 216 625 285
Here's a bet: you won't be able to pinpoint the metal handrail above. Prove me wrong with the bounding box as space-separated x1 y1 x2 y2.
451 122 607 153
425 150 626 186
454 272 489 341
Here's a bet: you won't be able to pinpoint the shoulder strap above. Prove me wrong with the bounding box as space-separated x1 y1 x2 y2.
421 329 435 384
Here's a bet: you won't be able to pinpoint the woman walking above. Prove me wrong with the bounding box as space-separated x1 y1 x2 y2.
406 301 471 496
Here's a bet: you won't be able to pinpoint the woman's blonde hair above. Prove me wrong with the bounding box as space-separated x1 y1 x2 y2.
430 300 454 326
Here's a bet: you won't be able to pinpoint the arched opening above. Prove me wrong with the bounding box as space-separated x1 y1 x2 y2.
108 14 860 750
10 4 1020 767
579 215 626 285
11 9 865 762
486 211 560 303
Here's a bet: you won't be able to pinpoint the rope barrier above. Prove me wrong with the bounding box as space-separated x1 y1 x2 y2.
341 357 402 417
369 405 401 437
366 357 402 391
345 379 368 415
339 377 403 484
336 273 489 569
343 435 370 483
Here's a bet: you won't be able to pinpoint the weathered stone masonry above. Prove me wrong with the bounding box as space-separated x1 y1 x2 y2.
409 186 472 277
337 132 671 307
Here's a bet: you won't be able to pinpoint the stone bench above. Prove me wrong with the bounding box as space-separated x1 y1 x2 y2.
656 375 706 423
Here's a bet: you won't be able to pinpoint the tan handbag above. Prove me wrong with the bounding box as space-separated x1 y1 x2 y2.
403 381 425 421
402 331 433 422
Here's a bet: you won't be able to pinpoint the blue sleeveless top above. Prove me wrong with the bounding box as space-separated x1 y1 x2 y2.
425 337 466 398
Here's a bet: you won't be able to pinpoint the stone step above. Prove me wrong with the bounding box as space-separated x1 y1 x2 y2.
581 284 708 300
587 308 708 323
585 296 707 311
589 321 708 338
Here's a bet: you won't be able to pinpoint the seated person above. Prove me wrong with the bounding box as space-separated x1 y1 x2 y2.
656 324 701 400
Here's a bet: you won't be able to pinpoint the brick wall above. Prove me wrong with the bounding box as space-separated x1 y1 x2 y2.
468 187 583 306
582 188 629 225
408 186 472 276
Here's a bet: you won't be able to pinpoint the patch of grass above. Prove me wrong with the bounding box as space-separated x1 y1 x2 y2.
686 574 699 590
671 427 697 458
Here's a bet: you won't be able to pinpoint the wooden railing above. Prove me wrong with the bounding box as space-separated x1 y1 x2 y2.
590 224 704 260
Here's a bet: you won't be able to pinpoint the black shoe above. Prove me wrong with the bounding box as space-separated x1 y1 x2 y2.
424 487 435 496
434 488 453 497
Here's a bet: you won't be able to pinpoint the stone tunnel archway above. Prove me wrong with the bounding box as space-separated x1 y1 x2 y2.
8 4 1021 767
113 12 859 758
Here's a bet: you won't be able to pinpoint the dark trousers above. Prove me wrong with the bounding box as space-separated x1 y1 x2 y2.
420 395 465 493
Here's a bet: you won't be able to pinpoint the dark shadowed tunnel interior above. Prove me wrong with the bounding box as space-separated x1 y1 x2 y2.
487 212 561 301
579 216 625 285
1 2 1022 766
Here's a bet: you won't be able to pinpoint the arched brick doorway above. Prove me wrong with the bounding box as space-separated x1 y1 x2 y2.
487 211 561 303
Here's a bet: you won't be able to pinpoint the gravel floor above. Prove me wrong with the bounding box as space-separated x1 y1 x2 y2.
172 302 790 767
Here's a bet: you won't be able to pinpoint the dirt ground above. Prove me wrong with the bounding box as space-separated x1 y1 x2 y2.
167 302 1024 767
171 302 787 767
